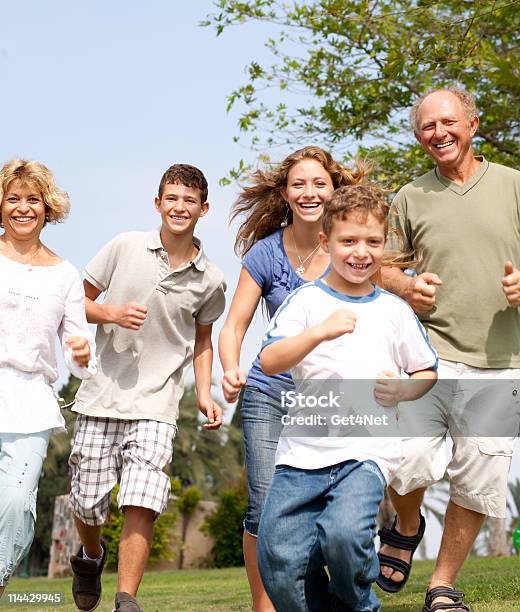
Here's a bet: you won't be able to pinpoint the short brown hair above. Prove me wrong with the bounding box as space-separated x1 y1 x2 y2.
0 159 70 225
322 184 389 237
158 164 208 202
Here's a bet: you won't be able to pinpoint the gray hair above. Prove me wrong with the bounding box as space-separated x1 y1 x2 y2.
410 86 479 131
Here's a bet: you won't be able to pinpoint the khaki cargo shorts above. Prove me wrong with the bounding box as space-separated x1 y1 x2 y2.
390 359 520 518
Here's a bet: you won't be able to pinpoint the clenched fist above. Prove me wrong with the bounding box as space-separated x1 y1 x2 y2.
112 302 148 330
502 261 520 308
317 308 357 341
67 336 91 367
407 273 442 313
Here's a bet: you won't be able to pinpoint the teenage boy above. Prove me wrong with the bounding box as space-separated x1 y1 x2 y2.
68 164 226 612
257 184 437 612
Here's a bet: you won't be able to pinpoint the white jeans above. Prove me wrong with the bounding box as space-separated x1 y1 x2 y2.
0 430 51 585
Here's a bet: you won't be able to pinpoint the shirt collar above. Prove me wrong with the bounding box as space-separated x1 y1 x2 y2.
146 230 207 272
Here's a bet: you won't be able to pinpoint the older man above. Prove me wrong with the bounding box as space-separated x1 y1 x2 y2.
378 87 520 611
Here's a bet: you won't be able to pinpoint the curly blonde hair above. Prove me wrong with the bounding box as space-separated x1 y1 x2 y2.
232 146 370 255
0 159 70 225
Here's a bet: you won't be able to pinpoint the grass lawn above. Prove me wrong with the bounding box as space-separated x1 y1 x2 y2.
2 556 519 611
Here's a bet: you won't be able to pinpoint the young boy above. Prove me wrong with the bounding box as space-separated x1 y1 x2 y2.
68 164 226 612
257 184 437 612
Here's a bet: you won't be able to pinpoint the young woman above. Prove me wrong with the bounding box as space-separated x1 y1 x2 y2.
0 160 96 594
219 146 368 611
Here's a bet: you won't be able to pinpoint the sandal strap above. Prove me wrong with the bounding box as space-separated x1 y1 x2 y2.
378 514 425 551
377 553 411 575
424 587 470 612
426 604 471 612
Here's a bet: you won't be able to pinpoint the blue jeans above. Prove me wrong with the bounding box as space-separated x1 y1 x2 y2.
241 386 286 536
0 431 51 585
257 459 385 612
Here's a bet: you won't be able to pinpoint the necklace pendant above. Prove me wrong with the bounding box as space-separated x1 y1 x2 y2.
295 265 305 276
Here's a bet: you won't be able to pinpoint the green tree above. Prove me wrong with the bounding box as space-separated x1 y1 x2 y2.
173 384 244 497
205 0 519 187
202 481 248 567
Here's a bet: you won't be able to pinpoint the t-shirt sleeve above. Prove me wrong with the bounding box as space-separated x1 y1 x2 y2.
397 305 438 373
242 239 273 293
261 289 307 348
84 234 124 291
386 190 413 253
58 266 97 379
195 279 227 325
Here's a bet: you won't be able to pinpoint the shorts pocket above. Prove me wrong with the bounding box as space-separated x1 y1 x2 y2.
477 437 515 456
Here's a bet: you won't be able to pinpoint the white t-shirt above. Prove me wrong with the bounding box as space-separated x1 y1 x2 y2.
262 280 438 481
0 254 96 434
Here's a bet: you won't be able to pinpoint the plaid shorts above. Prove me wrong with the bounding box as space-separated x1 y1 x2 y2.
69 415 176 526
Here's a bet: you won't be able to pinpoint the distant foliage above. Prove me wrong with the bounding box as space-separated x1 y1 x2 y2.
202 483 248 568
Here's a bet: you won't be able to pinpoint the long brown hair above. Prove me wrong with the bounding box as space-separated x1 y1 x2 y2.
232 146 370 255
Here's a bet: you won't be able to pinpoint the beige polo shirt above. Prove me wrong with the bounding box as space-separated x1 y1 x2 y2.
73 231 226 424
388 159 520 368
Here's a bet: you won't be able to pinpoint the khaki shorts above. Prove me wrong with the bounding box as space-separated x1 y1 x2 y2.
390 359 520 518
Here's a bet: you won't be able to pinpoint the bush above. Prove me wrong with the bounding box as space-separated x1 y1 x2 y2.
177 485 202 516
102 486 177 570
202 484 247 567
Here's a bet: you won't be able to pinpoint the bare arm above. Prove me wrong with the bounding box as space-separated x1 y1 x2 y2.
218 268 262 402
260 309 357 376
381 267 442 314
83 279 147 330
194 323 222 430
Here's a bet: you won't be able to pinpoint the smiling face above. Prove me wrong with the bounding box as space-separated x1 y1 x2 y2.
320 212 385 296
154 182 208 237
1 179 46 242
281 158 334 224
414 90 478 173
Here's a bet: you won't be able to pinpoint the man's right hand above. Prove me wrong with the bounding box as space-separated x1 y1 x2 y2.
112 302 148 330
317 308 357 341
407 273 442 313
221 368 247 403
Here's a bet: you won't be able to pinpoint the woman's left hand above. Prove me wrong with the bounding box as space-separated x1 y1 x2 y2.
67 336 91 367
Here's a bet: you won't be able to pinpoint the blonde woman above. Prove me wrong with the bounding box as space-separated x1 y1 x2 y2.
0 160 96 594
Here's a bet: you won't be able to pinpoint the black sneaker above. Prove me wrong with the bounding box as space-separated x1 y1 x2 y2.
113 592 142 612
70 539 107 611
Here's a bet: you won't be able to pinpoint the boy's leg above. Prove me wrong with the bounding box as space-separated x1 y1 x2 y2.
116 420 175 598
0 432 50 593
117 507 155 596
69 416 121 611
318 460 385 612
73 518 103 559
257 465 330 612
